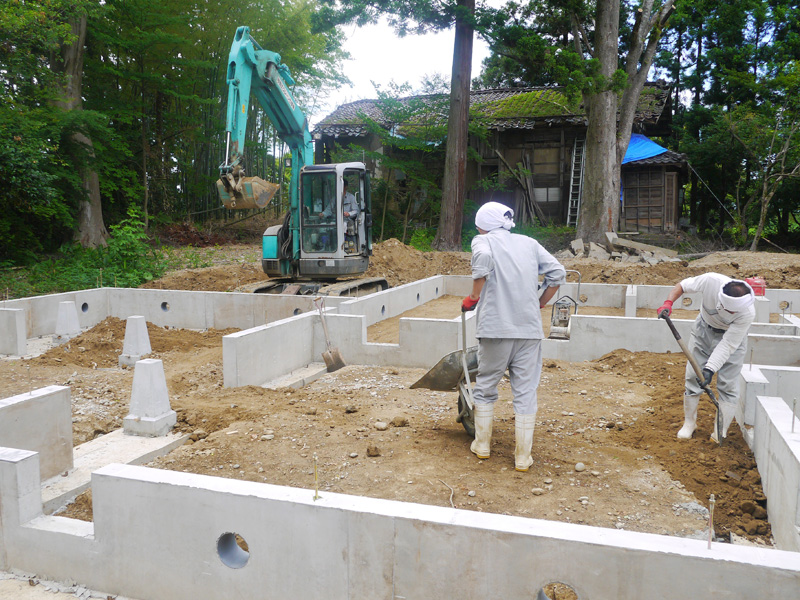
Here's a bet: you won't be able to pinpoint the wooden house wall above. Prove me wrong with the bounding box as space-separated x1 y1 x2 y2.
620 165 681 233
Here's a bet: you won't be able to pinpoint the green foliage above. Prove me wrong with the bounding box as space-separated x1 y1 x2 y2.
409 228 436 251
0 207 166 298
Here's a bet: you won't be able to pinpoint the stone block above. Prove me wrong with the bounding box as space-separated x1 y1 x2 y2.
587 242 611 261
120 315 152 367
570 238 585 256
124 359 176 437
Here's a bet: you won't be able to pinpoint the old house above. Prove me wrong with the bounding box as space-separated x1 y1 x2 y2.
312 82 688 233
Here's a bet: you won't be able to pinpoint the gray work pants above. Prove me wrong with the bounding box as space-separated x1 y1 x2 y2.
684 317 746 406
473 338 542 415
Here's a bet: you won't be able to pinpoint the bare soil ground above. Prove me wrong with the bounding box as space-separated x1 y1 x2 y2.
6 240 800 547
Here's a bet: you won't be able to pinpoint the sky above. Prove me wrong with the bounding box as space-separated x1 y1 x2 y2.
308 18 492 126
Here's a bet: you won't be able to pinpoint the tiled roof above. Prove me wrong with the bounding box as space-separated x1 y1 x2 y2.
314 82 671 136
625 149 687 167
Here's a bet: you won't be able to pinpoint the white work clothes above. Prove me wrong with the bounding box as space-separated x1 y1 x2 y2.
471 229 566 339
321 191 359 219
680 273 754 373
474 338 542 414
684 317 746 408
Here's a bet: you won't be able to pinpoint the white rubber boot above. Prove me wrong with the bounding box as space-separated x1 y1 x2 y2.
711 401 737 443
514 413 536 472
470 403 494 459
677 395 700 439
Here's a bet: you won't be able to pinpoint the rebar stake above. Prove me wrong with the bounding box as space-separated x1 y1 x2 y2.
708 494 715 549
313 453 321 501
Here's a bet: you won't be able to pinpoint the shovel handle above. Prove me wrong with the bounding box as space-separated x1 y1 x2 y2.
659 312 705 380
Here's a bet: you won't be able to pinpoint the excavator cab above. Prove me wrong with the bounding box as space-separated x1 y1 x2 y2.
262 162 373 280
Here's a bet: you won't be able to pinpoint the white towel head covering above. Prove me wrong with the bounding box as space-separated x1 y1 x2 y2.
718 279 755 312
475 202 515 232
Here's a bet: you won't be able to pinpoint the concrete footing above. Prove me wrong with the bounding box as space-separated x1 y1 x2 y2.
53 301 80 344
123 359 176 437
119 316 151 367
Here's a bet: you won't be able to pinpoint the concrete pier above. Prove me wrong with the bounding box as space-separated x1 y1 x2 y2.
123 359 176 437
119 315 152 367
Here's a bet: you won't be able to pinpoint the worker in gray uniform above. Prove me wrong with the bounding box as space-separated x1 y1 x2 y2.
462 202 566 471
658 273 755 441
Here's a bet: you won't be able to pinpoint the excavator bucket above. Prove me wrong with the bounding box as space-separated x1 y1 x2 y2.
217 176 279 210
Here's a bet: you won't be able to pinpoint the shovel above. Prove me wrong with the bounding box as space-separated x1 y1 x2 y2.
659 311 722 446
314 297 345 372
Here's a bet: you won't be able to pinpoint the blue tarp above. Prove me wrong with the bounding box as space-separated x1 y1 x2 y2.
622 133 668 164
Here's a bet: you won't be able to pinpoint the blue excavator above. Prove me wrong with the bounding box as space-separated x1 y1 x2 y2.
218 26 388 295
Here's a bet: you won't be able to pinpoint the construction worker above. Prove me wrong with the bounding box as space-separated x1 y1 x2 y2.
319 180 359 221
658 274 755 441
462 202 566 471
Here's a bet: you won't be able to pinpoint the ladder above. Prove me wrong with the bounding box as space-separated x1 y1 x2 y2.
567 135 586 228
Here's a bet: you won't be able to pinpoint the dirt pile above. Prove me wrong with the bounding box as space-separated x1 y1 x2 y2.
363 238 471 287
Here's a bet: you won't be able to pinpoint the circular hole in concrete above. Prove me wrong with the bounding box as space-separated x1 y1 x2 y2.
161 301 170 312
435 286 439 295
381 305 386 316
779 300 790 310
579 294 588 304
293 308 302 315
538 582 579 599
81 302 89 313
682 297 693 308
217 532 250 569
416 293 420 302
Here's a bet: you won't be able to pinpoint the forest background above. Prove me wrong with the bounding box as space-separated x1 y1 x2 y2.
1 0 799 296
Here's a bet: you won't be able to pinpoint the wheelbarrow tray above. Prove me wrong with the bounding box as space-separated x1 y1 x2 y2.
410 345 479 391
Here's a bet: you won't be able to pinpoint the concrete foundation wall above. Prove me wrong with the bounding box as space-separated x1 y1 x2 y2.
750 396 800 551
0 289 108 338
223 314 316 387
0 387 72 481
108 289 331 331
337 276 447 326
1 452 799 600
0 289 346 350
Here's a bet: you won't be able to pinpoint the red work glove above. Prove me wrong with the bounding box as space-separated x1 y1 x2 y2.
462 295 479 312
657 299 673 318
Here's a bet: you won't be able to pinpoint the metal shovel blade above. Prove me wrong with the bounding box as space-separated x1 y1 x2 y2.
322 347 346 373
410 346 478 391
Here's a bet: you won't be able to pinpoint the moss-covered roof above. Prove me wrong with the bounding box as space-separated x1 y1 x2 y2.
313 82 672 137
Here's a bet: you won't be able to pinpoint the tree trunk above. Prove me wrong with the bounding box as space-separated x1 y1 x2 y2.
432 0 474 251
54 14 108 248
576 0 620 243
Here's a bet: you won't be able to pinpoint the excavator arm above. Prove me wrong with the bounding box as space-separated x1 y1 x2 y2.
218 26 314 263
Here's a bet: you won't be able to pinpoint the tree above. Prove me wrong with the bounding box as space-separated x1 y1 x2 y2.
52 10 108 248
479 1 676 243
314 0 479 250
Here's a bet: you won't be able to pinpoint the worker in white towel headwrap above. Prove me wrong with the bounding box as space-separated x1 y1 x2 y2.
461 201 566 471
657 273 756 442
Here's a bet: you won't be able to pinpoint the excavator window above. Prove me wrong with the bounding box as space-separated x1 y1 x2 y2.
300 171 337 253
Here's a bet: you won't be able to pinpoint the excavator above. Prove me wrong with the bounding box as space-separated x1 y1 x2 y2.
217 26 388 296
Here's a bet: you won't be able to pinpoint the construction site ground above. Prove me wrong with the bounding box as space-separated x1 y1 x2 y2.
5 240 800 588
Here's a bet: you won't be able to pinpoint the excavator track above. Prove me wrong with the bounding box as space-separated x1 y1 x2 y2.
234 277 388 297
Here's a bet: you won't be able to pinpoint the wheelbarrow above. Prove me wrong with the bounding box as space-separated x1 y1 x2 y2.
410 312 479 437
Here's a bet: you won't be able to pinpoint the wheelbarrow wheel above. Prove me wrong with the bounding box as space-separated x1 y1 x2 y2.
457 387 475 438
